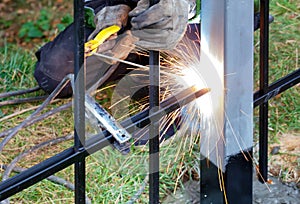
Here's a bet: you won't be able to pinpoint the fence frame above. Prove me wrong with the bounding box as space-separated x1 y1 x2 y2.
0 0 299 203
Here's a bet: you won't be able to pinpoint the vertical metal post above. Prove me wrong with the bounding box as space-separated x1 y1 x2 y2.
259 0 269 183
149 0 160 203
74 0 86 203
200 1 254 203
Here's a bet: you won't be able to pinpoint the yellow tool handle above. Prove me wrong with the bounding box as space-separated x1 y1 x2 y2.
85 25 121 57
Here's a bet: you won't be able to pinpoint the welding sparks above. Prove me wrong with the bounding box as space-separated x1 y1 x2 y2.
85 24 220 196
89 24 216 149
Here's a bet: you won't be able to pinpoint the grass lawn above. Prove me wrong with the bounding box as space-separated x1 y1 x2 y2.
0 0 299 203
253 0 299 184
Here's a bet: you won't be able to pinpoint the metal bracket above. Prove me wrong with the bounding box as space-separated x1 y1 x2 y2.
85 95 131 144
68 74 131 144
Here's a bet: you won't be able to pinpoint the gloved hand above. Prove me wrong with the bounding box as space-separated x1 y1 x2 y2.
95 30 139 64
85 30 138 92
129 0 189 50
88 4 131 40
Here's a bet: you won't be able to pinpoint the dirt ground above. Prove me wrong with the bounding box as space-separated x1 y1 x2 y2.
268 134 300 186
253 175 300 204
163 176 300 204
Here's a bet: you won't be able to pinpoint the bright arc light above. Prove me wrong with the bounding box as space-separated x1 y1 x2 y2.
179 64 214 119
181 65 207 90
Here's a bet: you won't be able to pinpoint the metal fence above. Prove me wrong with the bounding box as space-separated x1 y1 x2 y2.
0 0 299 203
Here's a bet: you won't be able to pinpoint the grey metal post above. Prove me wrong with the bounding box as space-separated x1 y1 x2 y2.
200 1 254 203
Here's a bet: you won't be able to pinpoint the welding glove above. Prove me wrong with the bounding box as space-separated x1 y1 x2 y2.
85 30 138 93
129 0 189 50
95 30 139 64
88 4 131 41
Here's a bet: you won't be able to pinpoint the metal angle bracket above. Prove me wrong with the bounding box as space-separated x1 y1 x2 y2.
85 95 131 144
68 74 131 144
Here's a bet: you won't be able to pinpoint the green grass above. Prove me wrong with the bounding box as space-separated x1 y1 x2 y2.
0 42 197 202
253 0 300 142
4 135 197 203
0 43 37 92
252 0 299 184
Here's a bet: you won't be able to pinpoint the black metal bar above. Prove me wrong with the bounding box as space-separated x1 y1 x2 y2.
0 87 209 201
149 51 160 204
200 159 224 203
0 143 105 201
201 150 253 204
258 0 269 183
224 150 253 204
74 0 86 203
254 68 300 107
149 0 160 203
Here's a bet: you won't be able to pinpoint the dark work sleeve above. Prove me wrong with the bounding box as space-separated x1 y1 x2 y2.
85 0 138 13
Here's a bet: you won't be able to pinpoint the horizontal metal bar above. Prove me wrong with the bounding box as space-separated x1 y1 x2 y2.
0 87 41 99
0 148 87 200
254 68 300 107
0 87 209 200
0 96 48 107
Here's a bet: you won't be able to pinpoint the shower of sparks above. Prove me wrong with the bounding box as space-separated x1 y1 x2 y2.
88 23 262 196
91 24 252 165
88 24 214 157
